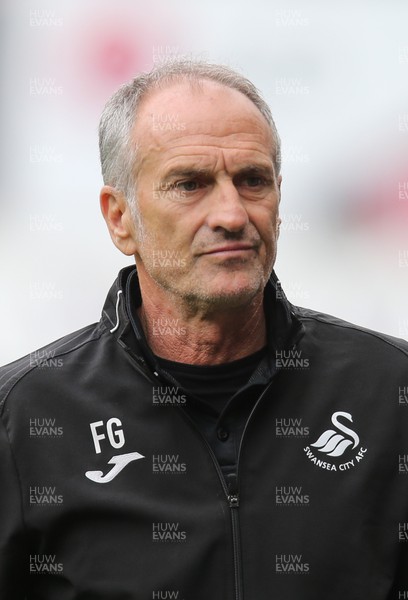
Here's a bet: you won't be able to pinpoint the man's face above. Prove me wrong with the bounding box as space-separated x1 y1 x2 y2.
131 80 281 312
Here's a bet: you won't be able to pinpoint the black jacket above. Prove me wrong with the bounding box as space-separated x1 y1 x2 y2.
1 265 407 599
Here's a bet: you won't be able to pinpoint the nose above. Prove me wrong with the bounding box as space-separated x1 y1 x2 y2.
205 181 249 232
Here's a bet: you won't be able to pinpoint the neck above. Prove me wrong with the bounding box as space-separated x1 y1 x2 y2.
136 275 267 366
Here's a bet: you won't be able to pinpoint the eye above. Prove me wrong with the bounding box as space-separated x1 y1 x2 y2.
175 180 200 192
234 172 273 189
244 176 265 187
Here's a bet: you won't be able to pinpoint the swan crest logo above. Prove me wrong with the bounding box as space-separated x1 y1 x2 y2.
311 411 359 457
304 412 367 472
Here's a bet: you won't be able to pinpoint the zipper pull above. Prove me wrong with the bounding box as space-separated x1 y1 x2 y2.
227 473 239 507
228 494 240 508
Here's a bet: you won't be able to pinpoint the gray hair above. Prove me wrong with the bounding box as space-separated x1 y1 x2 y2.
99 60 281 212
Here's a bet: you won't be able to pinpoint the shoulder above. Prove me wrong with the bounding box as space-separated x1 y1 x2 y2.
0 321 107 412
292 304 408 359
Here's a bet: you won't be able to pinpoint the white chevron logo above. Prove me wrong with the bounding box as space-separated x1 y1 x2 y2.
85 452 145 483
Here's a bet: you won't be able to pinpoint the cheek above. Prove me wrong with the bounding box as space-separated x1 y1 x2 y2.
249 204 279 237
139 205 196 256
137 195 168 238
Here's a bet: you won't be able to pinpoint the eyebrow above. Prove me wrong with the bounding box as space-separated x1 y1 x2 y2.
236 164 274 175
160 168 211 182
160 163 274 182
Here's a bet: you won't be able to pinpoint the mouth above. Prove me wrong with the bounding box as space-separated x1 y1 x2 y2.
200 243 257 256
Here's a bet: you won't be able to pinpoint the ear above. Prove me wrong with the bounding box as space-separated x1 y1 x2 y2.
100 185 138 256
276 175 282 238
277 174 282 196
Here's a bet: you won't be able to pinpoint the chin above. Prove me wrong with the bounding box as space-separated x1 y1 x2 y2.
195 278 264 310
213 270 265 295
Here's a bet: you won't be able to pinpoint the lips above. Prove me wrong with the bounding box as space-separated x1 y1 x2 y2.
201 243 256 255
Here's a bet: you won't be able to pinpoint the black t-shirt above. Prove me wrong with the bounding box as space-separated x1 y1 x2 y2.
155 347 268 487
154 347 267 416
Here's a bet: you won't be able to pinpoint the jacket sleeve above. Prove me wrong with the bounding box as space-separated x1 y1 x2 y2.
0 414 28 598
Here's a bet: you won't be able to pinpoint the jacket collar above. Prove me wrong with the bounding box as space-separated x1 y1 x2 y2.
100 265 305 376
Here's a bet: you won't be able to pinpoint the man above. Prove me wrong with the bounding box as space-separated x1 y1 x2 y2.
0 60 407 599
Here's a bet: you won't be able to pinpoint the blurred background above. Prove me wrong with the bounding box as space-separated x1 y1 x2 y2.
1 0 407 364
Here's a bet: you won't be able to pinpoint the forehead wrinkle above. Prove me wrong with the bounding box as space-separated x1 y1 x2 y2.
134 102 275 175
162 145 272 165
156 144 275 179
145 132 271 152
150 141 274 164
136 117 276 181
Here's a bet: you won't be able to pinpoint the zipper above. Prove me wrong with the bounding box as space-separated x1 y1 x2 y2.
178 407 244 600
175 379 275 600
230 504 242 600
228 473 243 600
228 381 274 600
